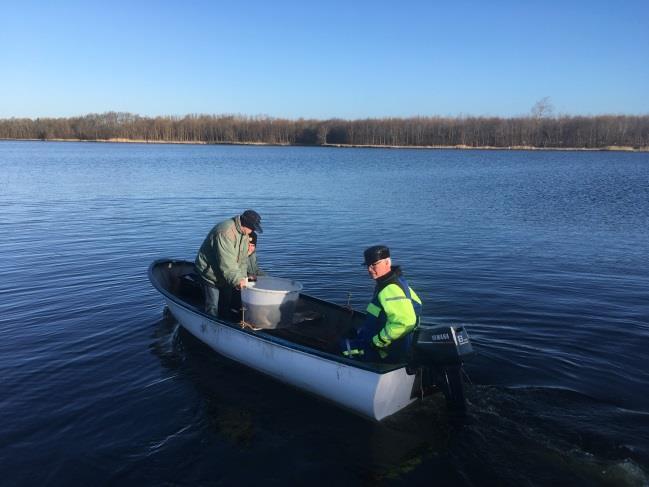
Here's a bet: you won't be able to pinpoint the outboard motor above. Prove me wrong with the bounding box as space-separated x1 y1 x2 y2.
408 324 474 411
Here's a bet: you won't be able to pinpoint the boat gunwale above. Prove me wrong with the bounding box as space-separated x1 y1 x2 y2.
148 258 406 375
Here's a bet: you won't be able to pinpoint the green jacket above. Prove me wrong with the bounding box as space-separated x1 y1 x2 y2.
195 216 249 287
247 251 264 277
365 267 422 359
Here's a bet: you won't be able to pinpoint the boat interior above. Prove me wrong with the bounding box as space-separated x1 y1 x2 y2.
151 260 367 356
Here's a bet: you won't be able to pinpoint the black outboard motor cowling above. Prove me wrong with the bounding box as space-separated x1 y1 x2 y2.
409 324 474 411
412 324 473 366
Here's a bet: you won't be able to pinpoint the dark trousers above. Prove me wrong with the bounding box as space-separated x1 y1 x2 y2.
216 285 234 320
219 285 248 320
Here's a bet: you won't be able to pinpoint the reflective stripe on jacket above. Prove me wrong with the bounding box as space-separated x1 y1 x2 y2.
365 269 422 351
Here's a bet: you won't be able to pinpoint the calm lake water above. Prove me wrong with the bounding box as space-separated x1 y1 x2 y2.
1 141 648 486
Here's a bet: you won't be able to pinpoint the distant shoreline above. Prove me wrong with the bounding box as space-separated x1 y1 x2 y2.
2 137 648 152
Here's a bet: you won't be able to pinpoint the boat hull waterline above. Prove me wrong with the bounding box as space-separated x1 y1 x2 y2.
150 259 417 420
167 300 416 420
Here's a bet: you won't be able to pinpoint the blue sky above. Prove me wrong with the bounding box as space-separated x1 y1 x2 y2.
1 0 648 119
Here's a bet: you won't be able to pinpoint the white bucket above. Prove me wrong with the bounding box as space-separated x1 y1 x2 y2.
241 276 303 329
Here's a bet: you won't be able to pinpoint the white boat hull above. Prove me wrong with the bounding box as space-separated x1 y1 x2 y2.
166 299 417 421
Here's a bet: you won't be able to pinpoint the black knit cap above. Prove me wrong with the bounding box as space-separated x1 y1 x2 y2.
240 209 263 233
362 245 390 266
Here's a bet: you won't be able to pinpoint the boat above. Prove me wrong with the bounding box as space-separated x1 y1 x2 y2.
148 258 474 421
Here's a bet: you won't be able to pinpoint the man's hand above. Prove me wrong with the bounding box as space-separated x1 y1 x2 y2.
236 278 248 290
371 335 389 359
374 347 388 360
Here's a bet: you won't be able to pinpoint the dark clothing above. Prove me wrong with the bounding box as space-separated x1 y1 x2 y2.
218 285 237 320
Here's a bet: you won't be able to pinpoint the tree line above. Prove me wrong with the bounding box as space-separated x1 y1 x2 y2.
1 111 648 149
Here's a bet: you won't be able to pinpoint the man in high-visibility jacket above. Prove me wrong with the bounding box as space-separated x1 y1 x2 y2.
343 245 422 362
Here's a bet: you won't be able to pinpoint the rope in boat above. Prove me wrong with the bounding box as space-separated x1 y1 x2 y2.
239 305 263 331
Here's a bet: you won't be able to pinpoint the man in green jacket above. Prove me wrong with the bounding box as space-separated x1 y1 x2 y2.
195 210 263 319
229 231 265 319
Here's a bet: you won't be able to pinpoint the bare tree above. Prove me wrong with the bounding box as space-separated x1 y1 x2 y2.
1 111 648 149
531 97 554 119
